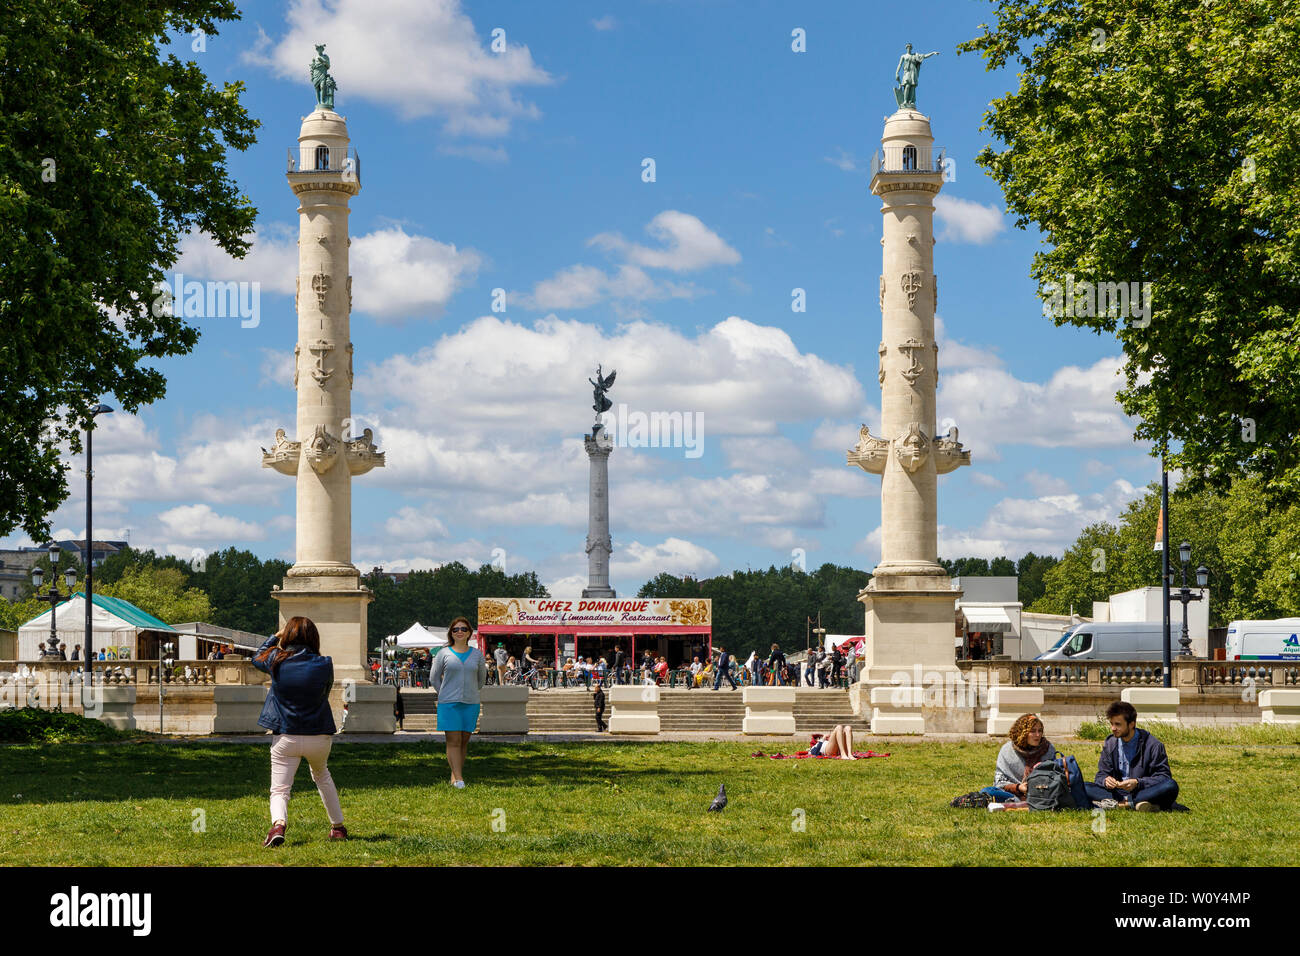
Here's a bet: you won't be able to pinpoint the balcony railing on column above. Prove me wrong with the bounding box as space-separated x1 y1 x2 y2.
870 145 945 176
287 145 361 182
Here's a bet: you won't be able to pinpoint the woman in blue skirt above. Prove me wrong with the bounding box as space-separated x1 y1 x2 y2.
429 616 487 788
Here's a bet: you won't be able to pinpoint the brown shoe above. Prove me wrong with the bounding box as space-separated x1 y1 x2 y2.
263 822 286 847
329 824 348 840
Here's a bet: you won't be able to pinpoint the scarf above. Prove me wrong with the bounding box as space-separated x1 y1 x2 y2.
1013 739 1050 777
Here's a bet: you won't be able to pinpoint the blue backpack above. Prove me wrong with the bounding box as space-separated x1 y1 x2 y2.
1058 754 1089 809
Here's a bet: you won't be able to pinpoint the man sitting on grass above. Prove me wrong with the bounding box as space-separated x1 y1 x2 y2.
1084 701 1180 811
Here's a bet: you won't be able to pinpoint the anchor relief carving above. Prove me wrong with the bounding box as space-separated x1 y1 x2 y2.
308 338 334 387
898 337 925 386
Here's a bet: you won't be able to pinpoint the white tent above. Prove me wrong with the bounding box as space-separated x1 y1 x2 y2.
391 621 450 649
17 592 180 660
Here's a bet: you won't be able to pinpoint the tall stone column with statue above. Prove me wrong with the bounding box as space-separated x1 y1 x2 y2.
261 47 393 731
847 46 971 732
583 366 617 599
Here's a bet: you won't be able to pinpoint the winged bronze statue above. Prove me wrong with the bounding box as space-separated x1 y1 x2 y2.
589 364 616 416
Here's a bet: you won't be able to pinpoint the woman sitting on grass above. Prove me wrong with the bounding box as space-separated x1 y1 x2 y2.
809 724 856 760
985 713 1056 802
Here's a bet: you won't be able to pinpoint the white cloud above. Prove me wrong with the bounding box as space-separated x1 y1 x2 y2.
939 478 1142 559
590 211 741 273
351 226 484 320
938 355 1137 458
384 505 450 541
934 195 1006 245
824 148 858 172
157 504 264 542
244 0 554 133
175 223 298 295
176 224 483 321
590 15 617 31
610 537 720 582
1024 469 1073 496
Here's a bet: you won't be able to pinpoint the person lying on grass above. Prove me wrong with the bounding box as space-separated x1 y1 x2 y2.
984 713 1056 802
809 724 857 759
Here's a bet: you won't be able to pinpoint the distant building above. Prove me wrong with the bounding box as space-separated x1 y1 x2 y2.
953 576 1022 659
0 540 129 603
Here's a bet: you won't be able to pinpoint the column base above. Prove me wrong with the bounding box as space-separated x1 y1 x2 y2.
272 573 374 727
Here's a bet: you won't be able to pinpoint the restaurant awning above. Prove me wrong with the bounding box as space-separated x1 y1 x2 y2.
959 605 1014 633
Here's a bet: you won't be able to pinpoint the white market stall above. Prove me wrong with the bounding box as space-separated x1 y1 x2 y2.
17 592 182 661
390 621 451 649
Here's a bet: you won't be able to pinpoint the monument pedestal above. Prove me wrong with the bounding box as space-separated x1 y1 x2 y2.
853 574 973 734
273 570 379 728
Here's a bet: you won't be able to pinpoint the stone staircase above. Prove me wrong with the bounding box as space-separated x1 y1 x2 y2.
393 686 872 734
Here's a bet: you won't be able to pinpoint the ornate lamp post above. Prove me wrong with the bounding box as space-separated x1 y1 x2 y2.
30 543 78 659
1170 541 1209 658
83 402 113 672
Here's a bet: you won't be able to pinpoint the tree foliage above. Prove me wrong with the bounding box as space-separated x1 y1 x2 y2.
0 0 259 540
1030 478 1300 623
638 563 871 660
364 563 550 654
960 0 1300 499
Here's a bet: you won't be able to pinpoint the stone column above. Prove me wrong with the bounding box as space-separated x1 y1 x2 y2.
262 104 387 705
582 426 616 598
846 107 972 732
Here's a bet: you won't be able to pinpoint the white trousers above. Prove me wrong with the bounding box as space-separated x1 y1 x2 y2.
270 734 343 826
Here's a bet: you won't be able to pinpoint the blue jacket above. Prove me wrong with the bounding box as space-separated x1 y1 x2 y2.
252 635 337 735
1095 727 1173 789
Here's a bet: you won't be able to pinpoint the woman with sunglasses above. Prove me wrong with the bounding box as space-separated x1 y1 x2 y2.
429 617 487 788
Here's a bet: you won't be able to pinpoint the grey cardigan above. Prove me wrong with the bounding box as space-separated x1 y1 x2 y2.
994 740 1058 789
429 646 487 705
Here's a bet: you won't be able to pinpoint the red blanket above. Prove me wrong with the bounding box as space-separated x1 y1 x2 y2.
751 750 890 759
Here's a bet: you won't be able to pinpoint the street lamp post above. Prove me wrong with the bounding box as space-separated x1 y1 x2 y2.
30 543 79 659
1171 541 1208 658
83 402 114 688
159 638 176 733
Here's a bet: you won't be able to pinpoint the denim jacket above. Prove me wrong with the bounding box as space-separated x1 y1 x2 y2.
252 635 336 735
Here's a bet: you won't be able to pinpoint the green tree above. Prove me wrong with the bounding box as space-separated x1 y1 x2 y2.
98 566 210 624
0 0 259 541
960 1 1300 500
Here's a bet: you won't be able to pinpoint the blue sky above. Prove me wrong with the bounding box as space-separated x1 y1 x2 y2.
9 0 1157 595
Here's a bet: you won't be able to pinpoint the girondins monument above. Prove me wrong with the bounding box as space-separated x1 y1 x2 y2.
847 46 971 732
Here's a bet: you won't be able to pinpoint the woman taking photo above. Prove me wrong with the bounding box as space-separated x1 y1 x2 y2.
429 617 487 788
252 616 345 847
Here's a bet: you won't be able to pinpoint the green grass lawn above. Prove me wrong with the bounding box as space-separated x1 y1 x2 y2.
1 734 1298 866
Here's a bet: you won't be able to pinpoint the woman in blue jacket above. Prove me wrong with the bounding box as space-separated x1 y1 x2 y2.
429 616 487 788
252 616 346 846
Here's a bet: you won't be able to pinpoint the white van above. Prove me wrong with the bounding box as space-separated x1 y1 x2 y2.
1224 619 1300 661
1036 622 1170 662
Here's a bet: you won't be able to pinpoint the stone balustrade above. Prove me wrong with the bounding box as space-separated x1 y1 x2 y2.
0 659 267 687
